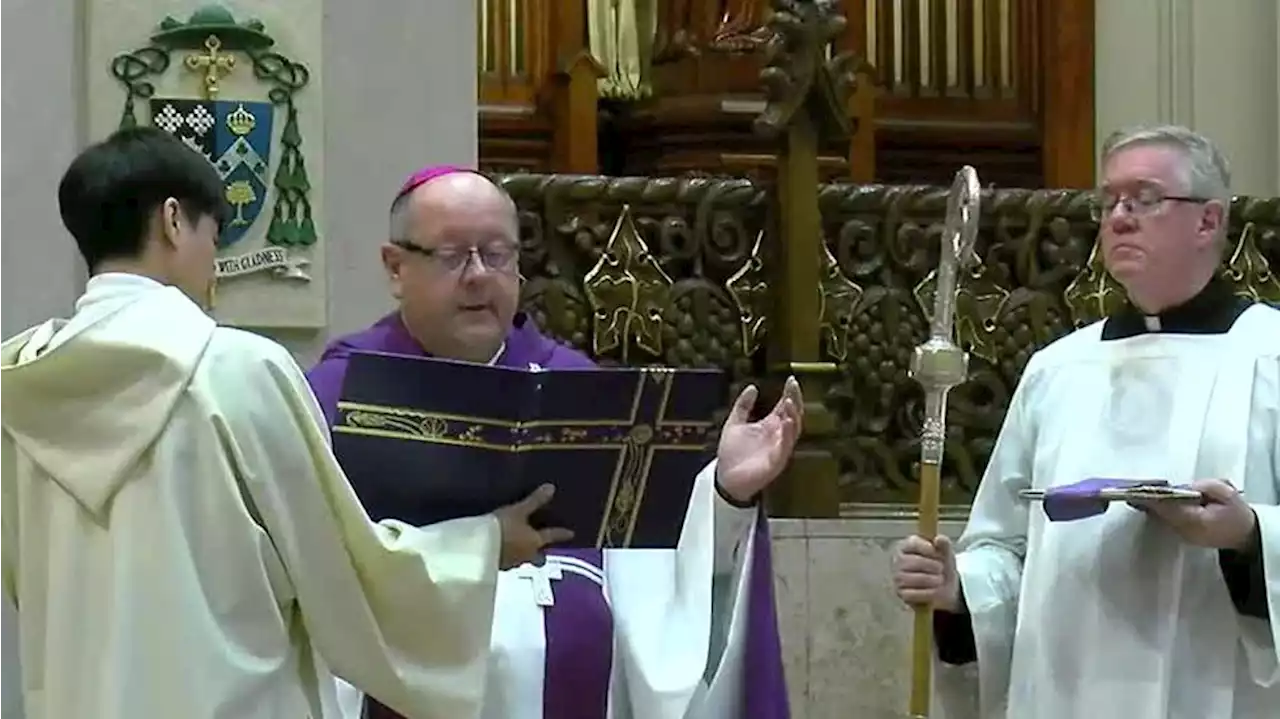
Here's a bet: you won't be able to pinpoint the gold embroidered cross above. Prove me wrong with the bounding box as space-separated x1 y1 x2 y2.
185 35 235 100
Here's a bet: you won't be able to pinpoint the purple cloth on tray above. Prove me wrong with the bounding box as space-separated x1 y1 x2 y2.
1042 478 1171 522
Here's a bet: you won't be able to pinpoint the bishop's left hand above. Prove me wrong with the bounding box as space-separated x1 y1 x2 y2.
716 376 804 504
1132 479 1258 551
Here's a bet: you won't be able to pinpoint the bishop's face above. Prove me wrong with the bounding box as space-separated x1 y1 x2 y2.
382 176 521 363
1098 144 1223 307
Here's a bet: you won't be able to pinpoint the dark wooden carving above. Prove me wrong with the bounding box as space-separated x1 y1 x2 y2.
477 0 600 174
497 172 1280 511
617 0 876 183
472 1 1097 189
472 1 1096 190
855 0 1097 189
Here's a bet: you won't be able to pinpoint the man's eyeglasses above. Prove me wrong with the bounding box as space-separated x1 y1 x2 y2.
1091 185 1211 222
392 241 519 274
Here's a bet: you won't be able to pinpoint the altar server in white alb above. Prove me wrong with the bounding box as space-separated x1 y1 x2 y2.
0 127 569 719
892 124 1278 718
309 166 799 719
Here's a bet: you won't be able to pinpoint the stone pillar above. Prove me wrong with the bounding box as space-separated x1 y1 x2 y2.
1095 0 1280 196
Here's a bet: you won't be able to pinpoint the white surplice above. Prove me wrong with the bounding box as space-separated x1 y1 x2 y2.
337 463 759 719
938 304 1280 719
0 274 505 719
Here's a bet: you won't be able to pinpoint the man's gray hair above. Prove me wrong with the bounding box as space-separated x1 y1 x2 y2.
1101 124 1233 207
388 192 414 242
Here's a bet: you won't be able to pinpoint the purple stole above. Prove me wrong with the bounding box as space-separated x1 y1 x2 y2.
536 549 613 718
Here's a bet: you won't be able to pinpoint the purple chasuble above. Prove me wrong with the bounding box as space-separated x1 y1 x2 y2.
305 312 790 718
306 311 596 429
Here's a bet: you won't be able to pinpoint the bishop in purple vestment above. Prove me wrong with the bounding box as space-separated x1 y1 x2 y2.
306 166 795 719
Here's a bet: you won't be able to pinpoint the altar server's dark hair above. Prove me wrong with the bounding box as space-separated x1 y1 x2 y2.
57 126 227 271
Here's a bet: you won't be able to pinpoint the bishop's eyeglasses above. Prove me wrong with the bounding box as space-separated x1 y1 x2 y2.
1091 185 1211 222
392 240 520 274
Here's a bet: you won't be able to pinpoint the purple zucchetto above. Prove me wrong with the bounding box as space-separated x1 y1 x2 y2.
392 165 481 203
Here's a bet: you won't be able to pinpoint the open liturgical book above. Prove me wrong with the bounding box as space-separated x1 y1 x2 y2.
331 351 727 548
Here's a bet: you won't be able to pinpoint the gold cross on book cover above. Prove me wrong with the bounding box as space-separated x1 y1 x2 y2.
331 352 728 549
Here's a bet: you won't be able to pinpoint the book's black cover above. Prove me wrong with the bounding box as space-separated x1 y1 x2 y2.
331 351 727 549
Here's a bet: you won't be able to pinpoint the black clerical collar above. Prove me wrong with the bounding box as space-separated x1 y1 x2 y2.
1101 279 1252 340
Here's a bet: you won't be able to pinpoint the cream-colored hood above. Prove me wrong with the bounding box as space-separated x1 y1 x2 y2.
1 274 216 517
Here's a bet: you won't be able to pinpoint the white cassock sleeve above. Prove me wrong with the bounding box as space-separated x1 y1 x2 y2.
707 463 758 665
711 463 758 577
608 460 761 719
1244 504 1280 686
696 467 764 719
216 341 502 719
1228 355 1280 685
608 461 718 717
945 374 1036 715
1237 353 1280 687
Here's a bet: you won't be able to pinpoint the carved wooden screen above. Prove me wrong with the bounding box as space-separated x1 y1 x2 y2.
842 0 1095 189
497 173 1280 510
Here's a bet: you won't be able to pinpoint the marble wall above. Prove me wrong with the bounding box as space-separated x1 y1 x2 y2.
1095 0 1280 196
771 517 979 719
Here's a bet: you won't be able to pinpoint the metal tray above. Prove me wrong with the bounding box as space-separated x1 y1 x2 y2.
1019 486 1204 502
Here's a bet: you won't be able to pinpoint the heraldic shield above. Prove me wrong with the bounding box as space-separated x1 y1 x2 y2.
149 98 274 248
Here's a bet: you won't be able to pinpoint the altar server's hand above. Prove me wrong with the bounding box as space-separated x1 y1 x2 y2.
494 484 574 570
892 534 961 613
1133 478 1258 551
717 376 804 503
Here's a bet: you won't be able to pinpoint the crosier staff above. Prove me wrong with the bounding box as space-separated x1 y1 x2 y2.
907 165 981 719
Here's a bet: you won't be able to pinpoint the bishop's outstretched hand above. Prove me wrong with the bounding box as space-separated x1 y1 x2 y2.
716 376 804 504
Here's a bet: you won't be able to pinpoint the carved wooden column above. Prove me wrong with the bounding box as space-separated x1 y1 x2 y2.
546 0 604 174
618 0 870 182
754 0 862 518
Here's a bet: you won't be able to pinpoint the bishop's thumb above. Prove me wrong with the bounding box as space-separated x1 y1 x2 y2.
729 384 758 423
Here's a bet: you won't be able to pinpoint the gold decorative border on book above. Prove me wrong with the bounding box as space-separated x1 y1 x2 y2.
332 368 717 547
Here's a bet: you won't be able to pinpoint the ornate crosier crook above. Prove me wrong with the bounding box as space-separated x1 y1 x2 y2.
907 166 981 718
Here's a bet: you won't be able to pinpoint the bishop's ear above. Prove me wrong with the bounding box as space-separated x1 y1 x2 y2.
380 242 405 298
